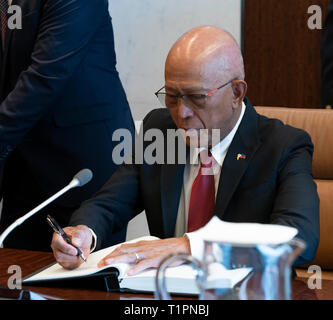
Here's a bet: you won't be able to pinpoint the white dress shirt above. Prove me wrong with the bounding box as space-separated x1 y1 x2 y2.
177 102 246 259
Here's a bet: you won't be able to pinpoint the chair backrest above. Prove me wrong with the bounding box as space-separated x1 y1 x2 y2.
255 106 333 269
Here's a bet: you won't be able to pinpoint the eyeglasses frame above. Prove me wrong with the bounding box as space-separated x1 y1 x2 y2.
154 77 239 107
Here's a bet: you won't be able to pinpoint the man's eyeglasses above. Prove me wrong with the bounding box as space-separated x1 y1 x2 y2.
154 77 238 109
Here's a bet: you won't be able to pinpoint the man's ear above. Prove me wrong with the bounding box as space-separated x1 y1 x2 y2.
232 80 247 108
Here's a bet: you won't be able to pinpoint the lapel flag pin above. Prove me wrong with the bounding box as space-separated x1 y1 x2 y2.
237 153 246 161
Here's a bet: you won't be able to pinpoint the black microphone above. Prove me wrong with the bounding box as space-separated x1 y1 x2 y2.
0 169 93 247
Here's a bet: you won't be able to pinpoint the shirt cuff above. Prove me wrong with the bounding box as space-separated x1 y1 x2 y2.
184 232 205 261
88 228 97 253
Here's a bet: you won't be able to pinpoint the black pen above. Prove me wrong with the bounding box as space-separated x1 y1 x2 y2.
46 215 87 262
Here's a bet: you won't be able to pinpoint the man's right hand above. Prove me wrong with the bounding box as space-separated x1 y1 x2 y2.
51 225 93 270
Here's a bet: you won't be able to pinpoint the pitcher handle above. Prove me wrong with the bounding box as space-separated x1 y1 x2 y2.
154 253 203 300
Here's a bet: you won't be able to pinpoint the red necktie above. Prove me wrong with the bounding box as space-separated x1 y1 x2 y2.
0 0 8 49
187 150 215 232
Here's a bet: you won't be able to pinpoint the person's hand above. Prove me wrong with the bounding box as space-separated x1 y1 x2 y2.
97 236 191 276
51 225 93 270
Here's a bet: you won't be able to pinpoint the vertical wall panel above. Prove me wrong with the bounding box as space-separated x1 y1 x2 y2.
243 0 329 108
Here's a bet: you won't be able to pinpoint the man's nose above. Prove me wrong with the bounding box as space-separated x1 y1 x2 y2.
177 98 193 119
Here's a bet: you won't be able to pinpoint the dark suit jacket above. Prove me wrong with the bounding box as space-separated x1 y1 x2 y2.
322 0 333 108
70 98 320 266
0 0 134 249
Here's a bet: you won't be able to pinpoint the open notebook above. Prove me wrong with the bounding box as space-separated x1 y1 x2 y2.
23 236 251 295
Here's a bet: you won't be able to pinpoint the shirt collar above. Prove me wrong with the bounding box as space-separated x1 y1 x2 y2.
191 101 246 166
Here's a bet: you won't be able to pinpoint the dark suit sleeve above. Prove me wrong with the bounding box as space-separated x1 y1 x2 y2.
0 0 107 156
68 110 159 249
321 0 333 108
69 161 144 250
270 129 320 266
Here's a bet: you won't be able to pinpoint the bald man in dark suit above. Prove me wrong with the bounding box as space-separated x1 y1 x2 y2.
51 26 319 274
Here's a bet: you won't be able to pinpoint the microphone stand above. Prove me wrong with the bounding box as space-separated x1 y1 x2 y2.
0 178 80 248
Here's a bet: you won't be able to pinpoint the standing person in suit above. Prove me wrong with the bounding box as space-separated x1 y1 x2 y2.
0 0 134 251
322 0 333 109
51 26 319 272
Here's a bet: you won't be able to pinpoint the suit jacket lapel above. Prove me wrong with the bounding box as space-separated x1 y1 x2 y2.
214 101 262 219
160 128 189 238
160 162 185 237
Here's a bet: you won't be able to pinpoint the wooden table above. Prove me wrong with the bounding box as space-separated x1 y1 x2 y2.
0 248 332 300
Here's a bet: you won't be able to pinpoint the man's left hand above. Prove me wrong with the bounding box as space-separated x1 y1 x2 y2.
97 236 191 275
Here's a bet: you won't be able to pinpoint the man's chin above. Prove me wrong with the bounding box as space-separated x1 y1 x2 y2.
184 137 211 149
184 137 198 148
179 128 210 148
